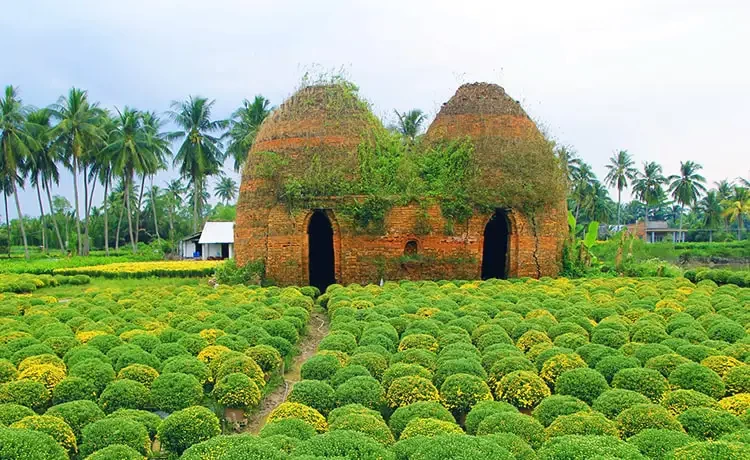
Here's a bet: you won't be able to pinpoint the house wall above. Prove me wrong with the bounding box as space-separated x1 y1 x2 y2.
201 243 234 260
235 201 565 286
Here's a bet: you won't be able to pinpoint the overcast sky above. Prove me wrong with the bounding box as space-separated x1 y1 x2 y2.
2 0 749 219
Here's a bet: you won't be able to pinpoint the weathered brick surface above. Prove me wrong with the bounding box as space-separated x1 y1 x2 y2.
235 82 568 286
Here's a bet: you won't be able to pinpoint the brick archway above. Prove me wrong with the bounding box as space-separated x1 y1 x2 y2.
480 209 518 279
302 209 341 290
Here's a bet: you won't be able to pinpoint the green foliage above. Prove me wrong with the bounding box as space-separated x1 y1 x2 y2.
532 394 591 427
593 389 651 419
388 401 455 438
98 379 150 413
0 403 35 426
627 429 694 460
78 417 149 457
46 400 105 439
611 367 668 402
668 363 726 399
537 434 645 459
677 407 743 440
292 429 395 459
288 380 335 415
260 418 317 440
157 406 221 455
214 259 265 285
616 404 683 438
554 368 609 405
0 426 68 460
84 444 144 460
212 373 262 409
149 372 203 412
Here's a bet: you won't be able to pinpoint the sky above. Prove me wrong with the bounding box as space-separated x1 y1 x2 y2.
1 0 749 219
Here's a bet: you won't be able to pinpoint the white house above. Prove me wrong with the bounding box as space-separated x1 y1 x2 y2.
179 222 235 259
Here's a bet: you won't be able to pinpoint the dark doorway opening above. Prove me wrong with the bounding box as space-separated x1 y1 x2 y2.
308 210 336 291
481 210 510 280
221 243 230 259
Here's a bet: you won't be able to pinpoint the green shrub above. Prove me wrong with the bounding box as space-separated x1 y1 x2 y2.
533 394 591 427
347 352 388 381
0 403 35 425
483 432 536 460
182 435 286 460
245 345 282 373
677 407 743 440
267 402 327 433
150 372 203 412
476 412 546 449
537 434 645 459
554 368 609 405
46 400 105 438
157 406 221 454
107 409 162 439
301 354 341 381
288 380 335 414
260 417 317 440
98 379 150 413
385 376 439 409
329 413 394 445
545 411 619 438
595 355 641 383
78 417 149 457
333 376 384 410
440 373 493 414
84 444 144 460
671 440 750 459
707 320 746 343
292 429 395 459
593 388 652 419
496 370 550 409
161 356 210 384
331 365 371 388
488 356 536 388
627 428 694 460
0 379 50 412
388 400 455 438
616 404 683 438
592 328 629 349
0 360 17 384
212 373 262 410
644 353 691 378
117 364 159 387
69 359 115 394
433 358 486 388
10 414 77 454
660 389 720 416
51 377 97 405
399 433 515 460
611 367 668 402
724 365 750 395
668 363 726 399
0 426 67 460
400 417 463 440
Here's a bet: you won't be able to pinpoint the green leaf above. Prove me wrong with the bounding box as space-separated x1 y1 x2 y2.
583 221 599 248
567 211 576 234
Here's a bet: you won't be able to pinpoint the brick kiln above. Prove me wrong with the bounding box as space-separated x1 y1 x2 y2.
235 82 567 289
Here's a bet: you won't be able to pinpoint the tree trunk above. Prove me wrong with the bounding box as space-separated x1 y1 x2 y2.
150 176 161 244
103 172 110 256
193 178 199 233
134 175 146 245
115 194 124 251
739 216 743 241
45 178 65 251
72 156 82 254
4 193 10 257
167 200 175 253
84 176 96 254
644 201 649 243
678 212 684 243
125 175 136 253
35 181 47 253
11 178 29 259
82 163 89 255
616 189 622 227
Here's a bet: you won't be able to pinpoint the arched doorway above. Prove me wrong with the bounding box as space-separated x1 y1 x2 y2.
308 210 336 291
481 210 510 280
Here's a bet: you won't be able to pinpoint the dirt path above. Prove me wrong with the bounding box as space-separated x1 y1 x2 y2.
245 310 329 433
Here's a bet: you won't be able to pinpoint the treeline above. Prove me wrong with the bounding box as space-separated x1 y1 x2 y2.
0 86 272 257
561 148 749 241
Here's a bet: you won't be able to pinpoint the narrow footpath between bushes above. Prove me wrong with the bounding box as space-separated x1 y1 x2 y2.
246 310 330 434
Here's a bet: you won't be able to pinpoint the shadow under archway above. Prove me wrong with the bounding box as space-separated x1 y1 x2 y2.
482 209 510 280
308 210 336 291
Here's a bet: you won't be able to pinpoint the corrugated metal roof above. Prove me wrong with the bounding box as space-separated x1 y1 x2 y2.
198 222 234 244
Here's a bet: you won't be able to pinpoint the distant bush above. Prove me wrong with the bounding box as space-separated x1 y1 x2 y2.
440 373 493 414
386 376 439 408
212 373 262 410
259 418 317 440
333 376 384 410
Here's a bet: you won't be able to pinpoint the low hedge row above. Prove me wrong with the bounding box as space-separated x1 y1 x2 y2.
52 261 221 278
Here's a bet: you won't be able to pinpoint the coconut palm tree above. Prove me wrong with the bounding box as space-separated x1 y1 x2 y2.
570 162 596 220
167 96 227 232
164 178 184 247
698 191 723 241
224 95 272 172
555 145 582 190
633 162 666 233
24 108 66 252
722 186 749 240
668 161 707 240
582 181 614 223
0 86 37 259
139 112 171 245
392 109 427 141
603 150 637 226
214 176 237 204
49 88 105 254
106 108 152 252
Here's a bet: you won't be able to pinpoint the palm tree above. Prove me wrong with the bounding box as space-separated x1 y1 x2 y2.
106 108 153 253
141 112 171 245
391 109 427 141
224 95 272 172
24 108 66 252
698 191 723 241
214 176 237 204
555 145 582 190
49 88 105 254
582 181 614 223
722 186 749 240
668 160 707 240
164 178 184 247
603 150 637 226
167 96 227 232
0 86 37 259
570 162 595 220
633 161 666 236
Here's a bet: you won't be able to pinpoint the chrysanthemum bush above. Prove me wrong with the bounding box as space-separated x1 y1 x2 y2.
3 276 750 456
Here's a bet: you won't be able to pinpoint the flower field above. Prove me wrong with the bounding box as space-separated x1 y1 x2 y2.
0 276 749 459
52 261 222 278
0 274 90 294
